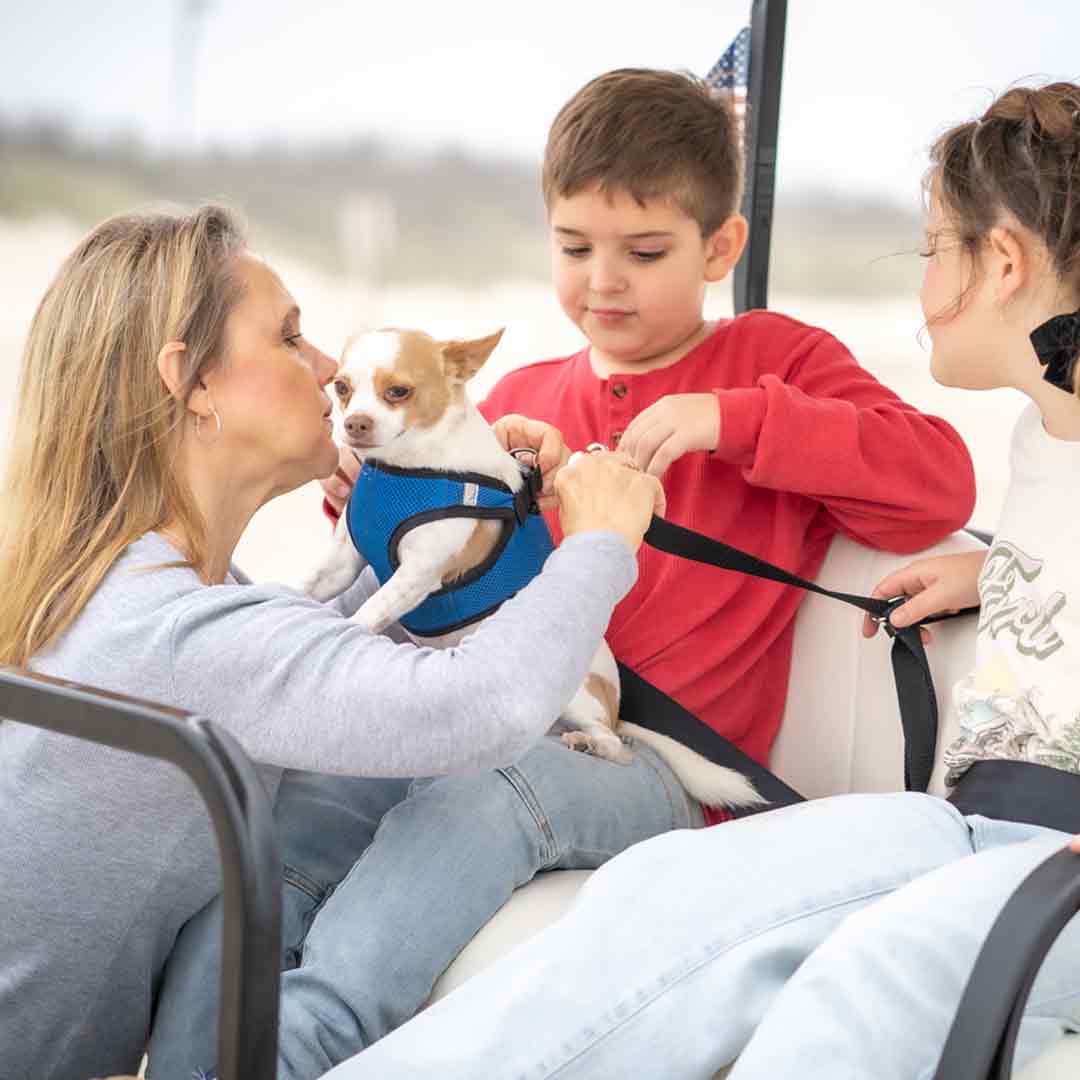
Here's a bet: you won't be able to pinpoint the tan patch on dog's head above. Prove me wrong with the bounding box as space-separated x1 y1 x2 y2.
370 329 452 429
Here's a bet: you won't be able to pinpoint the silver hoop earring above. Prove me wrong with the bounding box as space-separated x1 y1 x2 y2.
194 405 222 442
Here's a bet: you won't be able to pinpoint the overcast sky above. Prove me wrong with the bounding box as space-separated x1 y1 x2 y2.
2 0 1078 208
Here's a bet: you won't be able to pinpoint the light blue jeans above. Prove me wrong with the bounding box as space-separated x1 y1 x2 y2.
321 791 1080 1080
145 733 702 1080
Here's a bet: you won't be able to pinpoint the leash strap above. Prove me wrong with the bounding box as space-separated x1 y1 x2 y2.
642 516 979 793
617 663 805 813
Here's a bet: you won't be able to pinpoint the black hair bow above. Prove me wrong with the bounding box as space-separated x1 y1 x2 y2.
1030 309 1080 394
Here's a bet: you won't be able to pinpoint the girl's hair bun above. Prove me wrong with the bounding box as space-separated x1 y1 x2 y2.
982 83 1080 144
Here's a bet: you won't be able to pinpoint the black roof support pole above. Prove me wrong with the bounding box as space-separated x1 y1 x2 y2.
733 0 788 315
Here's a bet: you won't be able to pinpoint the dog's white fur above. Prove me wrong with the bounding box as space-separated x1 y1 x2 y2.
304 327 764 809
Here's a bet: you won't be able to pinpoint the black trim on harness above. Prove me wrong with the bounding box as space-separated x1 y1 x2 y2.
363 458 518 492
387 507 516 597
641 515 981 794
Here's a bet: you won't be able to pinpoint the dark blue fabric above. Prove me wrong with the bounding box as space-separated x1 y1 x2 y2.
346 461 554 636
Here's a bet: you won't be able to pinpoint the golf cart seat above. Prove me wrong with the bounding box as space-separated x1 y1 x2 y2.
428 528 1080 1079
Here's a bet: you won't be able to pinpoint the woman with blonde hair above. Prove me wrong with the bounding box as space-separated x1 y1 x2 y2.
0 204 665 1080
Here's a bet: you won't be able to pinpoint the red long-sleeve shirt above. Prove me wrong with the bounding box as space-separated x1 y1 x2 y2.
477 311 975 819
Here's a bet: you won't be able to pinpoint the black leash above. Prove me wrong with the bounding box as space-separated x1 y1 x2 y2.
637 516 980 796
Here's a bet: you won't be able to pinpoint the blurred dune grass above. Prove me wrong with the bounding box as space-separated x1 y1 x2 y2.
0 119 924 296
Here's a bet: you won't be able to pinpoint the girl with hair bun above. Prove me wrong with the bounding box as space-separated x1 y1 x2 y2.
330 81 1080 1080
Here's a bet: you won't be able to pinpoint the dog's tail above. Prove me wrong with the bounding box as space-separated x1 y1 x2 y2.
620 722 768 810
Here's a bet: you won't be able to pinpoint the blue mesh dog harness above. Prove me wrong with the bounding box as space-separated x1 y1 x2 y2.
346 458 554 636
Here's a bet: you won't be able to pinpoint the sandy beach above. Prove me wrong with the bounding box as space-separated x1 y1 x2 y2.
0 214 1020 587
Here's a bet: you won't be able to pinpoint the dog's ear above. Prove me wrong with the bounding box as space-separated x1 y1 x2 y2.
441 328 505 383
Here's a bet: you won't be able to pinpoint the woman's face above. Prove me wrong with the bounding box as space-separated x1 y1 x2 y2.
208 253 339 495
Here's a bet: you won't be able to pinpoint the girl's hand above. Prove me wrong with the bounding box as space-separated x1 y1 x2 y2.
319 444 362 514
1070 835 1080 854
618 393 720 478
491 414 570 511
556 450 666 554
862 550 987 642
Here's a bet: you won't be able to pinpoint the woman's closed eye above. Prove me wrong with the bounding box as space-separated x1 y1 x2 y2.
284 331 304 349
561 245 591 259
630 249 666 262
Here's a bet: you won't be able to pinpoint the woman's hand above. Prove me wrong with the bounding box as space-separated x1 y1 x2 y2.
618 393 720 477
862 550 986 643
319 444 362 515
491 413 569 511
555 450 666 554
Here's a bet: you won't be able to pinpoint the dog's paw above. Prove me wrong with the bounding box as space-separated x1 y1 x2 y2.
561 730 596 754
561 730 633 765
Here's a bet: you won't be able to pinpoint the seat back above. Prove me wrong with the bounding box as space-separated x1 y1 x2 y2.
771 530 986 799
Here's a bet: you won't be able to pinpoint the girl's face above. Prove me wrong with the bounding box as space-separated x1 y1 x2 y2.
208 254 339 496
919 195 1028 392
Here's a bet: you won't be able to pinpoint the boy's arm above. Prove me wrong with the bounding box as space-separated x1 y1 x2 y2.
714 329 976 553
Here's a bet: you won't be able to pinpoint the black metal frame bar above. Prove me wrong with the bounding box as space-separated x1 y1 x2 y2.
733 0 788 315
933 846 1080 1079
0 667 281 1080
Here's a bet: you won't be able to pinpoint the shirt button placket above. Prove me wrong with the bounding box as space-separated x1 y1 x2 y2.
609 379 631 449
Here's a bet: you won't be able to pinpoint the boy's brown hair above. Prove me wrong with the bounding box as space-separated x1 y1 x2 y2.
542 68 744 237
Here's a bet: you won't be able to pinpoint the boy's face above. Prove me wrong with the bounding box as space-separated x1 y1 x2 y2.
548 184 733 370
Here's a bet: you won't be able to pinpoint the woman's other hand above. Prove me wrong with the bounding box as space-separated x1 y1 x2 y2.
556 450 665 554
491 414 569 511
320 444 362 515
861 550 986 643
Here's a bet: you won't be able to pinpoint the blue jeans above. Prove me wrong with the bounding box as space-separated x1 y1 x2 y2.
145 733 701 1080
320 792 1080 1080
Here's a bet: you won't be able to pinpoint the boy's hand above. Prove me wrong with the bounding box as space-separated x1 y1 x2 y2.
1070 835 1080 854
491 413 570 510
319 445 362 515
618 393 720 478
862 550 986 643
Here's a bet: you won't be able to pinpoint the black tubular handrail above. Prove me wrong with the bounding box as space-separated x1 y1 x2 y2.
0 667 281 1080
932 845 1080 1079
733 0 787 315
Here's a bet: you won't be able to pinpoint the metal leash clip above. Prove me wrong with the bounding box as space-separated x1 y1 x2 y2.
870 595 910 638
508 446 540 475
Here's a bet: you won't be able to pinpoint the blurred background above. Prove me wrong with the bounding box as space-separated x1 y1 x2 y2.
1 0 1076 582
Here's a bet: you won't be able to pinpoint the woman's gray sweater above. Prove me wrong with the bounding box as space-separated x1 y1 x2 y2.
0 529 635 1080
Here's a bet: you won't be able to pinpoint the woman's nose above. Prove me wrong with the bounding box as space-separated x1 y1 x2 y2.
310 344 338 385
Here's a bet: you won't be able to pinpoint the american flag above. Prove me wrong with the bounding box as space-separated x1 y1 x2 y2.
704 26 750 135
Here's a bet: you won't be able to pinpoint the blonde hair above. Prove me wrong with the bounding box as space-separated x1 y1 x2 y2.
0 205 247 667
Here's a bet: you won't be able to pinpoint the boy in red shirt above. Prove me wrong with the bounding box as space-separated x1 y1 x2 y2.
323 68 976 821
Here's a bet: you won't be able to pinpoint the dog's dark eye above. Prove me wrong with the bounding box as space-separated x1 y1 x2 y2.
384 385 412 403
333 380 350 397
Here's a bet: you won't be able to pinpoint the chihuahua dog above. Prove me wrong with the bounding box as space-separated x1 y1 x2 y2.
304 327 763 810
